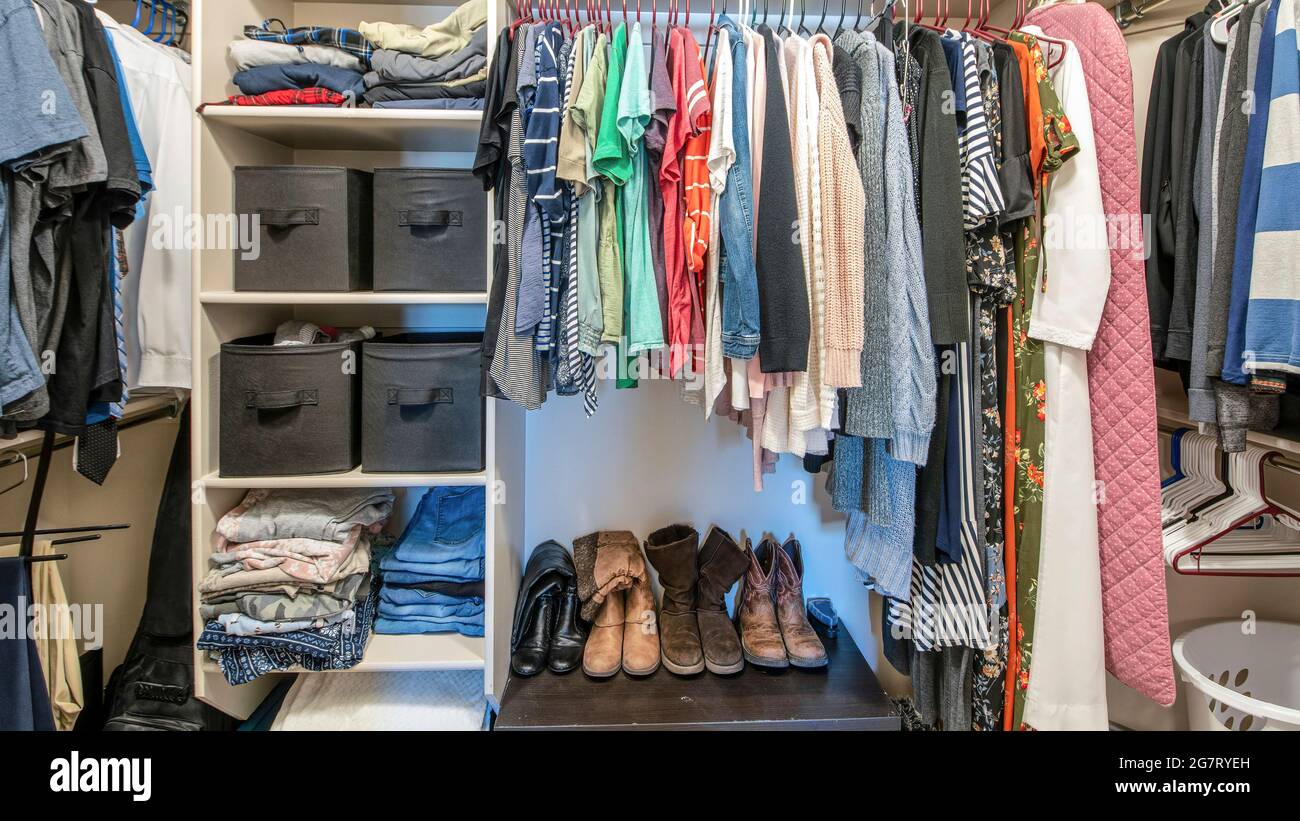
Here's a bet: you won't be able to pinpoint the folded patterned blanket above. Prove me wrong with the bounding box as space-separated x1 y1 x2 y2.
199 543 371 595
199 578 377 685
210 526 367 585
216 487 394 544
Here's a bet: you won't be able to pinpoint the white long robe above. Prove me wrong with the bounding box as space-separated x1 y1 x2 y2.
1021 31 1111 731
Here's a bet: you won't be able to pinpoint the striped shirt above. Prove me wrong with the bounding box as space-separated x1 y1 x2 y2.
945 30 1005 228
524 24 568 352
681 35 713 282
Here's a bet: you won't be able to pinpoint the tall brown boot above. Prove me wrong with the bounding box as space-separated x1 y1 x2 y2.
774 537 828 668
695 526 750 674
644 524 705 675
582 588 625 678
622 575 660 675
735 537 788 668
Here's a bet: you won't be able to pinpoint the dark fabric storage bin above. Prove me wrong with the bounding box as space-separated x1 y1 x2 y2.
372 168 485 292
362 333 484 473
234 166 373 291
220 335 361 476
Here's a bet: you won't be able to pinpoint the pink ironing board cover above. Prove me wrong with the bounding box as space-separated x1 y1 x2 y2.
1025 1 1175 705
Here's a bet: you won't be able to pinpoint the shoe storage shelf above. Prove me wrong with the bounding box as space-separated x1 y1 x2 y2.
495 621 899 731
189 0 524 719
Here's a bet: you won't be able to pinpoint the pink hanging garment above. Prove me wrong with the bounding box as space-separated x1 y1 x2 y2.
1024 1 1175 705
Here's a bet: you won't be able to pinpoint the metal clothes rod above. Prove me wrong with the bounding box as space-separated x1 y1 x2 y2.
1158 420 1300 477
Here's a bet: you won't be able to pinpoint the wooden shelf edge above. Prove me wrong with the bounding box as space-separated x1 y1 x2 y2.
1157 394 1300 458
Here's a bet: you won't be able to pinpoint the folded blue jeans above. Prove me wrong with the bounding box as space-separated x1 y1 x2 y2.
379 557 484 583
373 617 485 637
380 586 483 608
390 485 486 564
378 595 483 616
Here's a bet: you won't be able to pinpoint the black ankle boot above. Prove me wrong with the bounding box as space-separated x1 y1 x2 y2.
548 580 587 673
511 590 557 676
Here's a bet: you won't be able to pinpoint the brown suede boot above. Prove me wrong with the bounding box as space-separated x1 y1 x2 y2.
643 524 705 675
774 537 828 668
696 526 750 674
582 588 625 678
735 537 788 668
622 575 661 676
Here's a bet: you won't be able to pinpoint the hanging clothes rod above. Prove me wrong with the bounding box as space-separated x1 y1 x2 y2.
1158 421 1300 477
0 396 182 460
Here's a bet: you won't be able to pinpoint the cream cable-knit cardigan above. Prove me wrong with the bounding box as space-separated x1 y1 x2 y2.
813 34 867 390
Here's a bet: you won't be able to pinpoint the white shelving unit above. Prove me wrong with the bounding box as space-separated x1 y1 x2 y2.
189 0 523 720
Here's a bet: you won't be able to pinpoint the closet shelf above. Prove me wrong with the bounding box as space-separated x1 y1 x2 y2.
1157 397 1300 459
0 394 178 456
200 107 483 152
201 634 486 676
199 469 488 489
200 290 489 305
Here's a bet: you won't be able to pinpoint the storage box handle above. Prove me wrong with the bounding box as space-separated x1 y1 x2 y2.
387 387 453 406
398 209 462 228
244 388 319 410
258 208 320 227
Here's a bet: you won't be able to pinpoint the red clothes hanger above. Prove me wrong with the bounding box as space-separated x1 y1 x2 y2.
1168 450 1300 578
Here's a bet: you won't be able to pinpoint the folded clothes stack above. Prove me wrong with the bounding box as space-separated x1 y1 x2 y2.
224 21 375 107
376 486 485 637
360 1 488 110
196 488 396 684
215 0 488 110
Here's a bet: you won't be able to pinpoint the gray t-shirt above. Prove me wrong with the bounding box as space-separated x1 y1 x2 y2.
0 0 87 409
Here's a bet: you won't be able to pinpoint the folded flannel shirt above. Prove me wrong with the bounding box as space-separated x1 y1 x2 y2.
226 87 349 107
244 19 374 66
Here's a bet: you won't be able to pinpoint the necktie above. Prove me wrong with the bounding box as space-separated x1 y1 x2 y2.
76 419 119 486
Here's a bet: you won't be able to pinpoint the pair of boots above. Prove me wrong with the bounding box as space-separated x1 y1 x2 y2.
510 542 587 676
643 524 751 675
578 531 661 677
735 537 828 668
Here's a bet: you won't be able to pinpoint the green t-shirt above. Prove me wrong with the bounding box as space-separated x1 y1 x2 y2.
592 23 631 185
617 22 663 355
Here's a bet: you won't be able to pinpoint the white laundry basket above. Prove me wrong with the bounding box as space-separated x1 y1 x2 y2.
1172 620 1300 731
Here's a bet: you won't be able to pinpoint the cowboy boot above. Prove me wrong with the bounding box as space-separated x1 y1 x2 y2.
582 588 624 678
734 537 788 668
774 537 828 668
695 526 750 674
622 574 661 676
643 524 705 675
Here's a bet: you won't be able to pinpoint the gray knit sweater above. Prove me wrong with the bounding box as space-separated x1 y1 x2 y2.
836 31 893 442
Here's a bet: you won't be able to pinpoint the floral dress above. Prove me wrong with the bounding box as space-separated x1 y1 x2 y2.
1005 32 1079 731
969 46 1015 732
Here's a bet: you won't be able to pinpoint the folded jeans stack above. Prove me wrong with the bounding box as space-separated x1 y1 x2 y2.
360 0 489 108
196 488 395 684
376 486 486 637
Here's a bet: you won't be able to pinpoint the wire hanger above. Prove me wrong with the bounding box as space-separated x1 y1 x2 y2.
0 452 28 497
816 0 829 33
